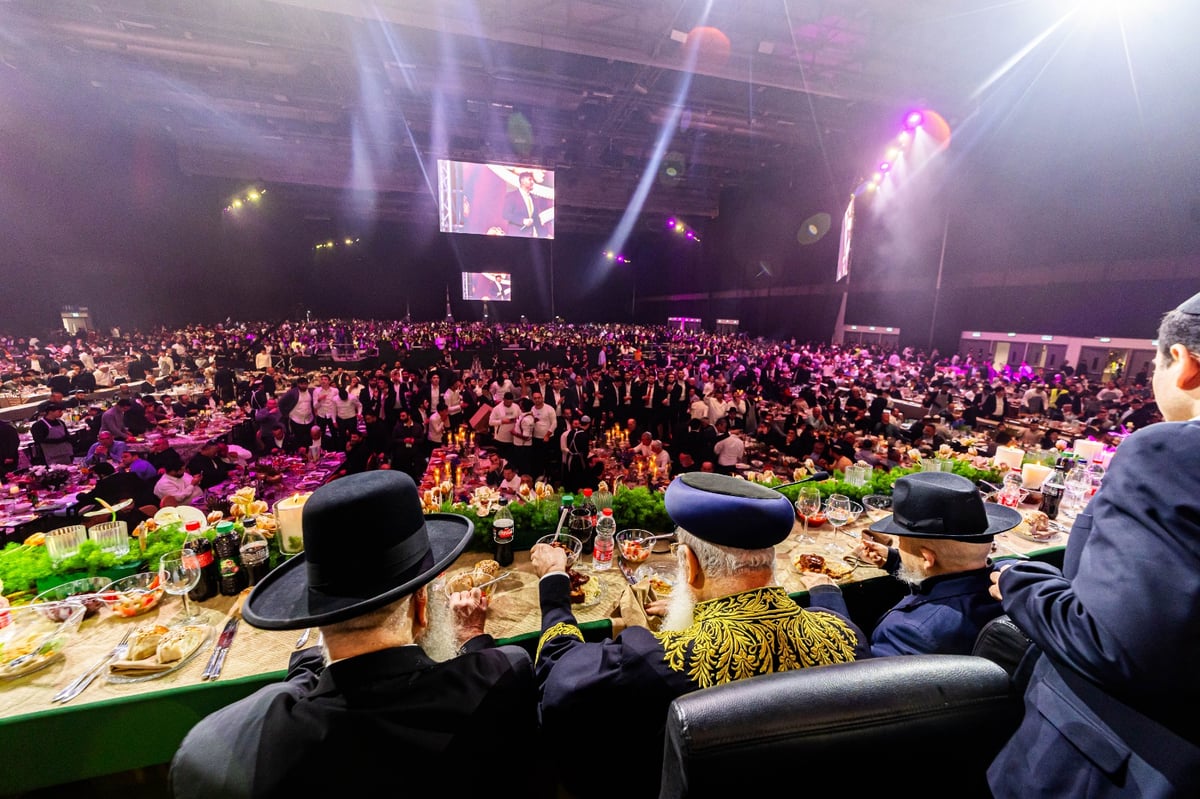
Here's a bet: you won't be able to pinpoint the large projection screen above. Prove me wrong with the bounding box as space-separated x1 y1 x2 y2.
438 160 555 239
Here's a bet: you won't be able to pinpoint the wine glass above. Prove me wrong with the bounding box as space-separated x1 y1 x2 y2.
824 495 862 555
795 487 822 544
159 548 204 625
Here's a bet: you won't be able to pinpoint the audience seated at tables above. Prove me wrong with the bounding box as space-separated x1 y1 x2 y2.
83 430 127 467
185 439 236 490
76 461 159 524
153 451 203 508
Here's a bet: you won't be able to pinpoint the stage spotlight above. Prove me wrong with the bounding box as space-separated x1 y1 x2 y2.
675 222 686 233
232 199 243 209
904 110 924 129
605 250 615 260
885 147 900 161
879 162 892 172
248 191 261 202
666 218 676 228
685 231 694 239
897 131 911 146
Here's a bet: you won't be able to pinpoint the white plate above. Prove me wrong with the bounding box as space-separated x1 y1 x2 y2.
154 504 208 532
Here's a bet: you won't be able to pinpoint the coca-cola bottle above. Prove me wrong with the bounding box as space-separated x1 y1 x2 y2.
185 520 218 602
1038 461 1068 520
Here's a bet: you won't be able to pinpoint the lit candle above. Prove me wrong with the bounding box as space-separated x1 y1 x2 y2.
1074 438 1103 464
993 446 1025 472
274 492 310 555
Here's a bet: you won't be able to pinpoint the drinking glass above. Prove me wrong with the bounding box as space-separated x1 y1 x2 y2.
824 495 862 555
795 487 821 544
159 548 203 624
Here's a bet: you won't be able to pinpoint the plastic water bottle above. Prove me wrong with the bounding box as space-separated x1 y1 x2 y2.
592 507 615 571
997 468 1023 509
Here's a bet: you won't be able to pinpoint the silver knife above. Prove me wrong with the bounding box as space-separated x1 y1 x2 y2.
204 619 239 680
202 617 238 679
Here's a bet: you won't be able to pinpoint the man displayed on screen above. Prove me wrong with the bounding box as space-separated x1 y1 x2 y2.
503 172 549 237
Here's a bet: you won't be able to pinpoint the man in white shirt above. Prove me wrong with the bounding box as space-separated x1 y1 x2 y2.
153 453 203 508
489 391 521 462
528 391 557 481
312 374 340 440
712 419 745 475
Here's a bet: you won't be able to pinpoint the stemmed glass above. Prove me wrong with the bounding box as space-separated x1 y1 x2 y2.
795 487 822 544
159 548 204 624
824 495 863 555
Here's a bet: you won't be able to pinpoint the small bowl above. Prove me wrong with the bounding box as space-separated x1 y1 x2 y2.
616 529 653 565
35 576 112 620
101 572 165 618
0 601 86 680
862 495 893 523
535 533 583 569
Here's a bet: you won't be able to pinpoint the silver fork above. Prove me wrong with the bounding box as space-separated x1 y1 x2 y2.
53 628 132 704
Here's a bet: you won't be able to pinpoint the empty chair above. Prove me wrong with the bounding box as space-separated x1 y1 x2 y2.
660 654 1021 799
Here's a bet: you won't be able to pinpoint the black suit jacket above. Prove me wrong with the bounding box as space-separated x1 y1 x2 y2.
501 187 549 237
169 643 549 799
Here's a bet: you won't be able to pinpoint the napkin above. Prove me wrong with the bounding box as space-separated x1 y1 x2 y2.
109 658 173 675
609 579 662 635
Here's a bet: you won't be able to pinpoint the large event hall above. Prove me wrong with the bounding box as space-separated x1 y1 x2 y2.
2 2 1199 798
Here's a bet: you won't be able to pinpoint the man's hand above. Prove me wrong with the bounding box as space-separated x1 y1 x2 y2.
988 568 1005 601
448 588 489 648
530 542 568 577
854 537 889 567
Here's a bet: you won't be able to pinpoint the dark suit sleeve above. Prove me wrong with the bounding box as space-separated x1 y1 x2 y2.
999 422 1200 703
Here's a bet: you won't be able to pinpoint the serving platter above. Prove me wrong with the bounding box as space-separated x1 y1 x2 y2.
106 623 214 684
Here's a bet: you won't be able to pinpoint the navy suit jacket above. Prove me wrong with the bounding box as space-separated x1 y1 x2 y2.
990 420 1200 797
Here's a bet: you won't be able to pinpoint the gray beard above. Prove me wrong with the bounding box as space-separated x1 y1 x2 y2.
660 586 697 632
895 561 928 587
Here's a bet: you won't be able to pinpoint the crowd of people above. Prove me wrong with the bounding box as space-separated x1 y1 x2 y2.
3 293 1195 797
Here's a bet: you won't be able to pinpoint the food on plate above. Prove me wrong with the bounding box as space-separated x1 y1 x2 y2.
127 624 170 660
103 574 165 618
474 559 501 578
1026 510 1050 534
791 553 854 580
567 568 591 604
646 575 673 596
156 625 207 664
444 562 503 595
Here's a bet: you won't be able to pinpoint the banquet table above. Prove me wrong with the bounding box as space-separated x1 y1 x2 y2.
0 501 1067 794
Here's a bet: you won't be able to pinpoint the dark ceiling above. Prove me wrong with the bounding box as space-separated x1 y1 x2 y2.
3 0 1138 238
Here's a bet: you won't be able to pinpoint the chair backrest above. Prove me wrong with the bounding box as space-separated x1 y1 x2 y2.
660 655 1021 799
972 613 1040 693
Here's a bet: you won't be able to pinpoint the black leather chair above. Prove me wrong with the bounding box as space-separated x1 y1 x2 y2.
660 655 1021 799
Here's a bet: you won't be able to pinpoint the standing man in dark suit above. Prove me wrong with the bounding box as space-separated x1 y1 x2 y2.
501 171 549 237
988 289 1200 798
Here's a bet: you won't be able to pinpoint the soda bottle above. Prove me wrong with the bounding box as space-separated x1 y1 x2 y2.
185 520 218 602
239 517 271 587
1038 460 1068 520
492 498 515 567
213 520 247 596
592 507 615 571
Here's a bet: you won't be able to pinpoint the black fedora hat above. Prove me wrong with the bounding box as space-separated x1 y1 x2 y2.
868 471 1020 543
241 471 474 631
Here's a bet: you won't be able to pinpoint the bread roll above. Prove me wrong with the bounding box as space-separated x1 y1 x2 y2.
475 559 501 577
157 625 206 664
128 624 169 661
446 572 476 594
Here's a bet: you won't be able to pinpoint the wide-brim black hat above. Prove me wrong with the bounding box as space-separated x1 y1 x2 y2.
868 471 1020 543
242 470 473 631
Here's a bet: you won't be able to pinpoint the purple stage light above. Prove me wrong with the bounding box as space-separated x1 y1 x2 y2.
666 218 676 227
879 162 892 172
904 110 924 129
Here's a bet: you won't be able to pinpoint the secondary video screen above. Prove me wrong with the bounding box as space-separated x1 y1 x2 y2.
438 159 555 239
461 272 512 302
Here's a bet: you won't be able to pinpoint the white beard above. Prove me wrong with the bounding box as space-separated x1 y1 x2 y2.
895 561 929 587
660 586 697 632
415 593 460 663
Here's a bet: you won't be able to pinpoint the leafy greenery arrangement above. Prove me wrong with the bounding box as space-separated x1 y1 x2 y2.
433 461 1005 552
0 523 188 601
